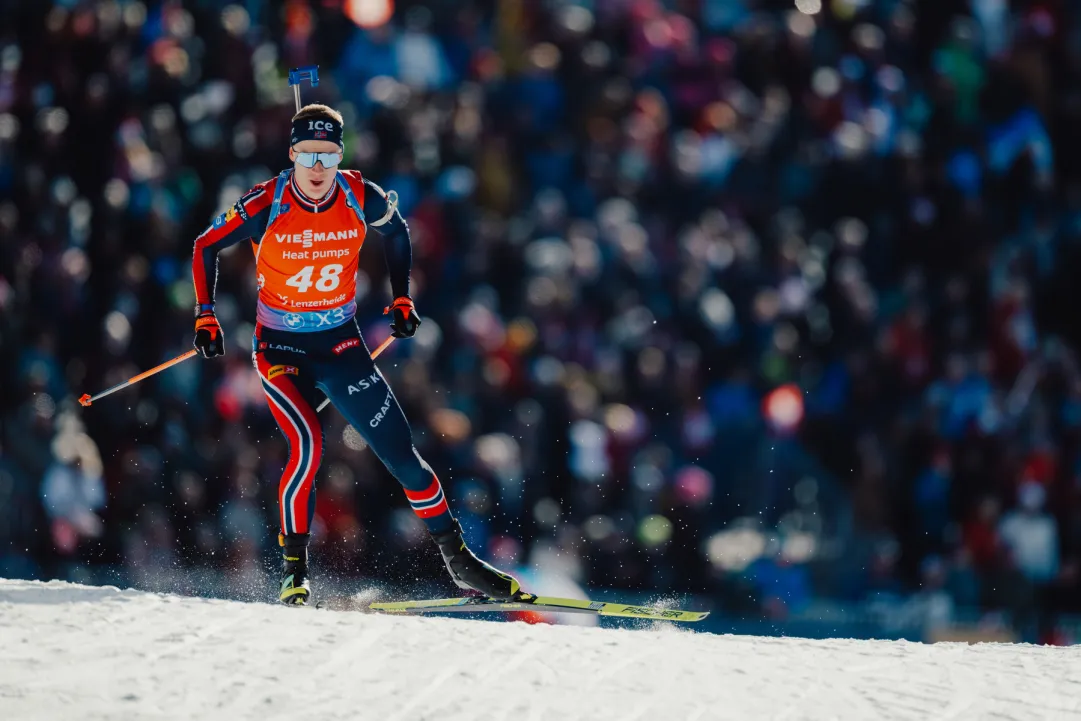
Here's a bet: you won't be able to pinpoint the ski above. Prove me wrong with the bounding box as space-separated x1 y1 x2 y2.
369 592 709 623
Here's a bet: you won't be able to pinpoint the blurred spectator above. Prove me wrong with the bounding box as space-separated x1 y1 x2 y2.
964 496 1004 572
999 481 1059 584
40 432 105 556
913 449 952 545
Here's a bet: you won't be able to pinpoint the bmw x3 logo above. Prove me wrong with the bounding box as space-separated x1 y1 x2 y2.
284 313 304 328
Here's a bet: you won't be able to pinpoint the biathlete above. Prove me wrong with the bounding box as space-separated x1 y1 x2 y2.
190 103 520 606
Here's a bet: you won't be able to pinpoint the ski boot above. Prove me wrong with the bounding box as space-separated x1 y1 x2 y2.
278 533 312 606
430 519 521 600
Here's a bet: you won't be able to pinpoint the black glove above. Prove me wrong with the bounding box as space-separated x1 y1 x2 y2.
194 310 225 358
385 296 421 339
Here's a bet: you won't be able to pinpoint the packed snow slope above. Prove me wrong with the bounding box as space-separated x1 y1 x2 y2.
2 580 1081 721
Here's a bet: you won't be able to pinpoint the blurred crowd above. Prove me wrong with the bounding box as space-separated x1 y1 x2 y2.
4 0 1081 641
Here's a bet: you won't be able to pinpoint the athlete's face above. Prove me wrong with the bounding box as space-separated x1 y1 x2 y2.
290 139 342 199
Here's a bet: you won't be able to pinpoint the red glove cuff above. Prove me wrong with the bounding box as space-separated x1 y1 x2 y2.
195 314 219 335
384 296 415 316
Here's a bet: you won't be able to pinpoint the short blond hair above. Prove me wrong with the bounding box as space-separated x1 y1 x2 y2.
292 103 343 125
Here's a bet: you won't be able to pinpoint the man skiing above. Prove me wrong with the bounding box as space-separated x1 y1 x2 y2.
190 103 520 606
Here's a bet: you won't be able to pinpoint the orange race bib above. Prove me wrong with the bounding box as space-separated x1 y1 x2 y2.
254 172 367 331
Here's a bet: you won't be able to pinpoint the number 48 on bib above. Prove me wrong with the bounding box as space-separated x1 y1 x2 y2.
285 264 343 293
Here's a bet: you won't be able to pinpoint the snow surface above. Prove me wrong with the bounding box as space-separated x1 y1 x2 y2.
2 579 1081 721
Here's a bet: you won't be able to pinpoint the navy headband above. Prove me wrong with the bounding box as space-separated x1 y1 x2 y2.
290 115 343 149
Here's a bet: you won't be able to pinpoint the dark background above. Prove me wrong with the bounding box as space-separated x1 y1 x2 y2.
3 0 1081 642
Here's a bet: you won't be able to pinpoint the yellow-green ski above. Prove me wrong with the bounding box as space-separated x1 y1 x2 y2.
369 593 709 623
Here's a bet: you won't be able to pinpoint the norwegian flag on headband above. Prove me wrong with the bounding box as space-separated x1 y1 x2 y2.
290 115 343 147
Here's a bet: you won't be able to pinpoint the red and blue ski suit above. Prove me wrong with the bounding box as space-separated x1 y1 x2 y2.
192 169 452 536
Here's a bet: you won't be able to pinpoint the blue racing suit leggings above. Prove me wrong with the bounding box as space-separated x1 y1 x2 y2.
252 319 452 536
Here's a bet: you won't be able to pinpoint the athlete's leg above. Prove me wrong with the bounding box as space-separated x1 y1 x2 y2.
316 327 453 533
316 323 521 599
254 349 325 537
253 339 325 606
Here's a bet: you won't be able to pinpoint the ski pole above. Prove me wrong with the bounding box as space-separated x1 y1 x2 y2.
288 66 320 113
79 349 199 408
317 335 396 413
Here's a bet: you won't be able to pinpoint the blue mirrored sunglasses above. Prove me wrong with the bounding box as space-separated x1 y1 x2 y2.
294 151 342 169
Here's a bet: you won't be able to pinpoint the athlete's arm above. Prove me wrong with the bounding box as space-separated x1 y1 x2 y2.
191 181 274 309
362 179 411 300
